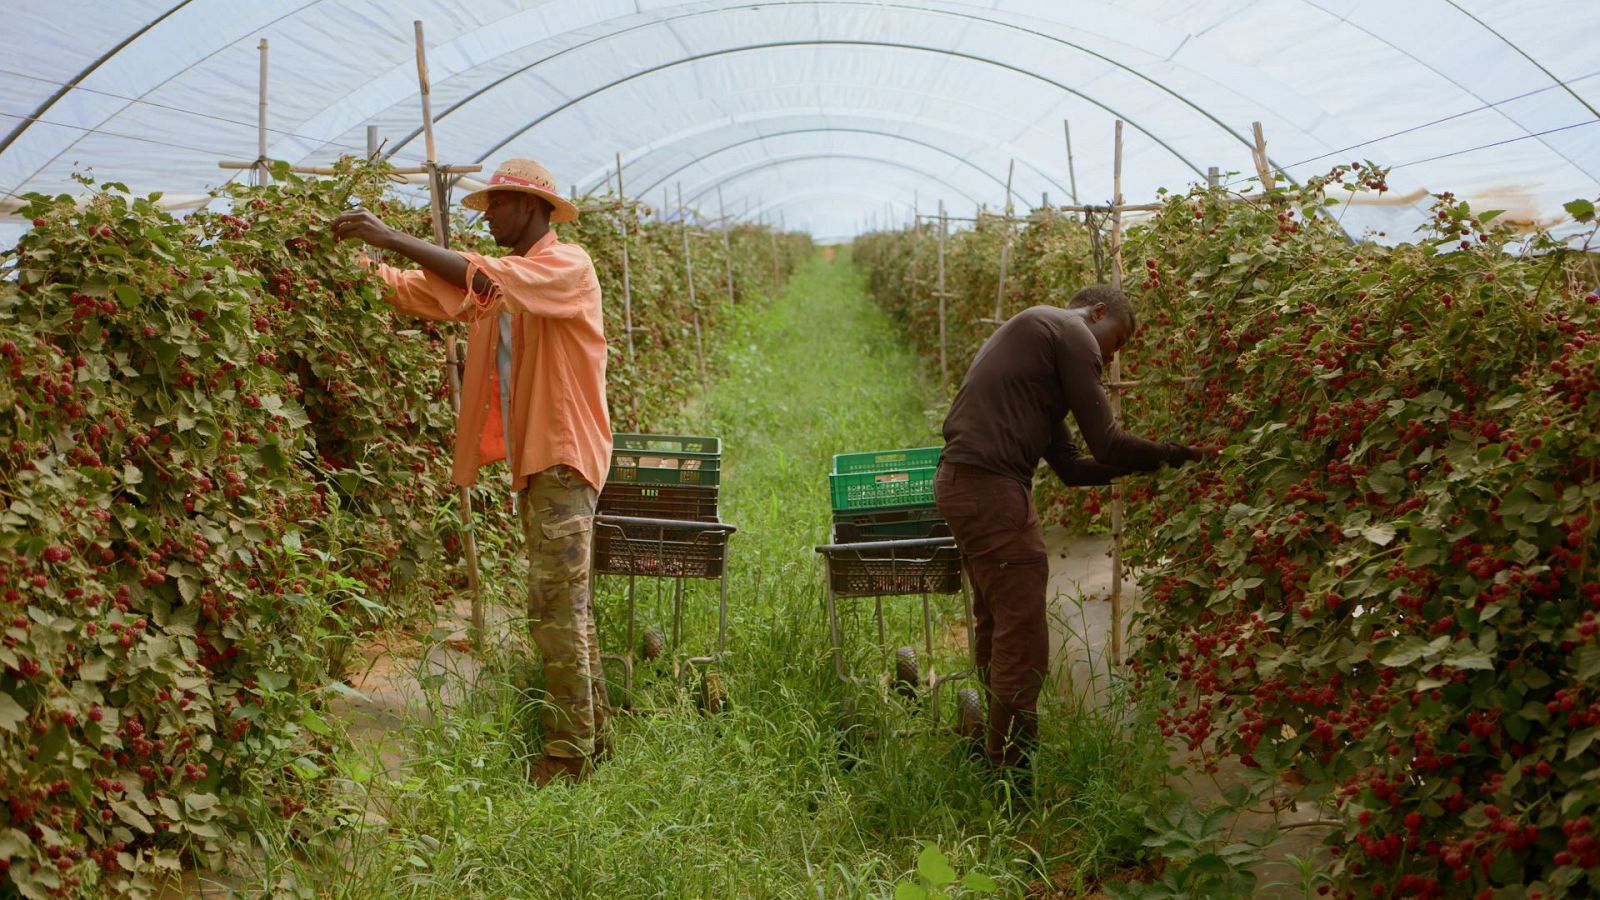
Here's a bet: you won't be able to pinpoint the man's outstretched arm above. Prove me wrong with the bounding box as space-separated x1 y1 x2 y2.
329 210 493 296
1043 420 1135 485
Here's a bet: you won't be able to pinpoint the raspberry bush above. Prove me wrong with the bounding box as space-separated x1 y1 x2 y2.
0 162 805 897
859 172 1600 896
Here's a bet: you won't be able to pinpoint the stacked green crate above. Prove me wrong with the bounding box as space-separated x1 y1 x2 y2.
827 446 944 539
609 432 722 487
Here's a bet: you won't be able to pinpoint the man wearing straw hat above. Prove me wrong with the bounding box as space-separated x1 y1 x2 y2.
330 158 612 786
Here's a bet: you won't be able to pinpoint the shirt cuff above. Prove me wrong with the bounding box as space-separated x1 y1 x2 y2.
461 258 501 319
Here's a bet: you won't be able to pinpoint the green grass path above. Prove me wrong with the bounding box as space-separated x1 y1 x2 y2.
278 251 1163 899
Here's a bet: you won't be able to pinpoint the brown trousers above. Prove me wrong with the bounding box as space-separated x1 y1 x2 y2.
934 461 1050 767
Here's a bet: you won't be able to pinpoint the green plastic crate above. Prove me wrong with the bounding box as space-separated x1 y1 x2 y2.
614 433 721 455
610 432 722 487
831 446 942 474
829 466 936 511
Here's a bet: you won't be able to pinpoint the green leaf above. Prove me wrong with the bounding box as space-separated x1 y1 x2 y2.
122 462 143 486
183 792 219 814
917 844 957 888
961 872 1000 893
1566 728 1598 762
895 884 928 900
177 575 200 604
1577 648 1600 682
1380 641 1426 668
1444 650 1493 671
324 680 372 702
0 692 24 732
290 756 323 779
1360 523 1397 546
113 802 153 834
79 656 109 682
1564 199 1596 223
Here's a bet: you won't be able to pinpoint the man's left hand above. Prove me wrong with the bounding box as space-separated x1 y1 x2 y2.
329 210 396 249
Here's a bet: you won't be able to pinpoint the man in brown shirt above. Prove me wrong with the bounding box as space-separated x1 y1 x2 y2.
936 284 1202 787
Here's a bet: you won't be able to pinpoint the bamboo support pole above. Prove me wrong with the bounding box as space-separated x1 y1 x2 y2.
679 183 707 381
218 161 480 176
415 19 484 651
367 125 379 159
614 153 639 426
768 223 780 289
718 186 735 309
909 183 1334 227
614 153 636 362
1109 121 1126 663
1064 118 1079 209
1252 121 1276 191
937 199 949 390
982 161 1016 326
256 40 269 186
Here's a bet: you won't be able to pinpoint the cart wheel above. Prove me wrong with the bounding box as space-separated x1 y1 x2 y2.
955 687 985 743
892 647 920 700
640 628 666 662
698 671 727 715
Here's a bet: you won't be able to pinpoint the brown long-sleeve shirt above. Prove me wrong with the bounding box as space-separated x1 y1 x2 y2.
940 306 1179 486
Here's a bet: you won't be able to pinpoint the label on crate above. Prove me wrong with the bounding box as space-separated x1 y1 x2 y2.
873 472 909 484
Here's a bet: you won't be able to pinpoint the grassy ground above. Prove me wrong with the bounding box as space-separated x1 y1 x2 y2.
245 250 1170 898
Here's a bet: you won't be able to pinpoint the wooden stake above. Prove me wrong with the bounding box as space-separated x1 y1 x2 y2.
415 19 484 651
256 39 269 186
986 160 1016 325
614 153 636 362
718 185 735 309
1063 119 1079 208
679 183 706 381
1109 120 1125 663
1251 121 1275 191
615 153 639 427
937 199 949 390
218 161 477 176
768 218 780 290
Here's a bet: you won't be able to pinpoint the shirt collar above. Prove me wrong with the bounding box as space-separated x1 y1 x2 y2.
522 230 559 257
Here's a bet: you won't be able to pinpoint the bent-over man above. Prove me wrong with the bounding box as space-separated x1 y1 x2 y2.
936 285 1203 788
329 159 611 786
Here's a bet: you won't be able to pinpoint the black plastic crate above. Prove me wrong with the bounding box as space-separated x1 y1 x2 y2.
832 503 947 540
598 482 719 522
593 518 730 578
819 529 963 597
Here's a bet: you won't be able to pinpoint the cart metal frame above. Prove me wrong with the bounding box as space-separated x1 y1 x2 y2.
814 533 978 727
591 513 736 703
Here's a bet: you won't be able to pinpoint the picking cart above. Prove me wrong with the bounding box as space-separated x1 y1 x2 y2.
815 447 982 736
593 433 735 711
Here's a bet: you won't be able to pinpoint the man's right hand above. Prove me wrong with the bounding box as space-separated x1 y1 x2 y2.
329 210 397 250
1165 443 1208 467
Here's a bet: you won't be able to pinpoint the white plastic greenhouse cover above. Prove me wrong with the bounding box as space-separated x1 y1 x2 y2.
1 0 1596 245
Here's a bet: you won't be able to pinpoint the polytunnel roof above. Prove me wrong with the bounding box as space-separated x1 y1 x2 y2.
1 0 1597 244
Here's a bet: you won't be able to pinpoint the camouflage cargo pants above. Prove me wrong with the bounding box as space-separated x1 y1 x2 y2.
519 465 610 759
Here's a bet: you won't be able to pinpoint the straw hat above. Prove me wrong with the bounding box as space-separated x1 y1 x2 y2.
461 158 579 223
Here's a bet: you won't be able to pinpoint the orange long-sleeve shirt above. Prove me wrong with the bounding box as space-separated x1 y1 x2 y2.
376 230 611 492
